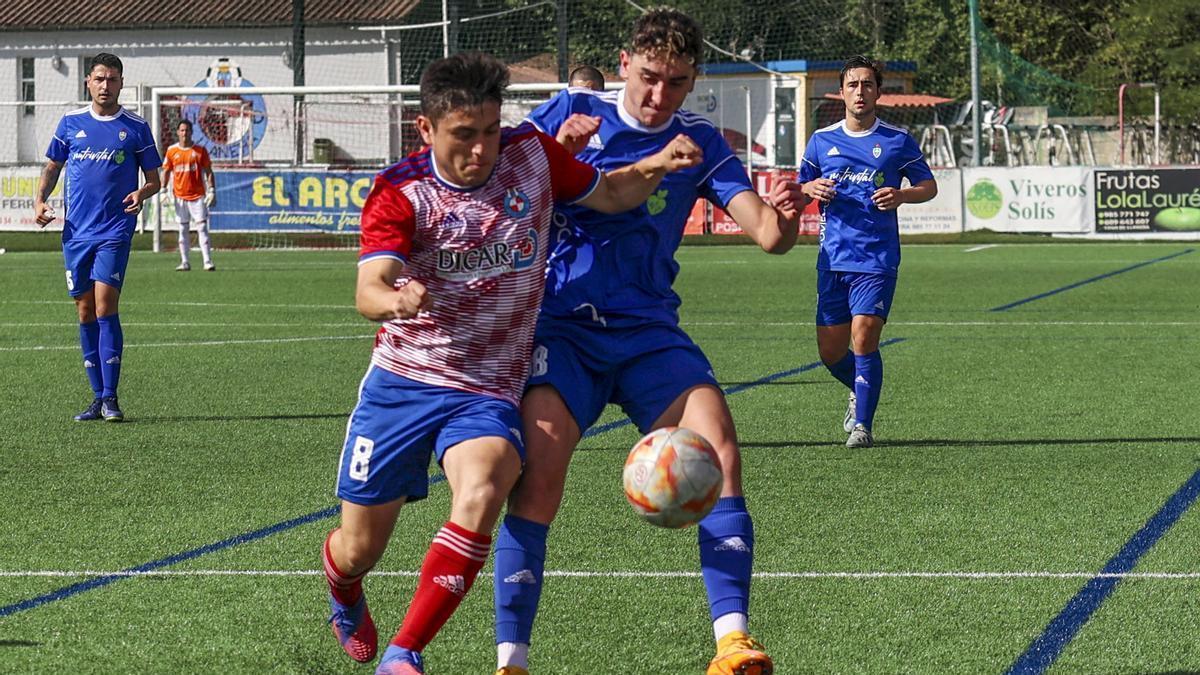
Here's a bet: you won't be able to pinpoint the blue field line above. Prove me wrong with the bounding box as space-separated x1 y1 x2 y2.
990 248 1194 312
1006 467 1200 674
582 337 907 438
2 341 909 618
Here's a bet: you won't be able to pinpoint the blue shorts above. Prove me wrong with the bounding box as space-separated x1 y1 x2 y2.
528 318 719 434
335 366 525 506
62 238 131 297
815 269 897 326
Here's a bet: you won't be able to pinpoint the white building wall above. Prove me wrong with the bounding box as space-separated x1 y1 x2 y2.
0 26 390 164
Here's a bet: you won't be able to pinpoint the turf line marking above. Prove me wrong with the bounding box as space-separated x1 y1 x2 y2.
1006 467 1200 675
584 337 906 438
0 334 372 352
991 248 1195 312
0 344 904 617
11 570 1200 580
964 244 997 252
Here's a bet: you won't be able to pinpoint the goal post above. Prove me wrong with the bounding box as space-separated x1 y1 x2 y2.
148 83 568 252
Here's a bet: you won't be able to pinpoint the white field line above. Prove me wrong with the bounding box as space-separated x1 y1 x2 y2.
4 569 1200 580
0 334 372 352
964 244 998 253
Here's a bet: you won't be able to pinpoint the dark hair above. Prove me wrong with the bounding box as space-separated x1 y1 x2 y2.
840 55 883 88
89 52 123 76
419 52 509 123
177 119 193 131
629 7 704 68
569 65 605 90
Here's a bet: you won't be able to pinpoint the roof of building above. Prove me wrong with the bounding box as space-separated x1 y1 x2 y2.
0 0 420 32
823 92 955 108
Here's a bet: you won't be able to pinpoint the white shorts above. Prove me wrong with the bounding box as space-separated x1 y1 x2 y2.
175 197 209 226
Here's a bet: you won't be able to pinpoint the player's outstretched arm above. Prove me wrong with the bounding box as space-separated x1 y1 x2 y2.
579 133 703 214
871 179 937 211
726 180 806 255
355 258 432 322
33 160 63 227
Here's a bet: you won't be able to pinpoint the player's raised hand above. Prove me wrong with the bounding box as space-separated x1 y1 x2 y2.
802 177 837 204
122 190 143 214
654 134 703 172
556 114 602 155
769 179 807 223
34 202 56 227
392 279 433 319
871 186 904 211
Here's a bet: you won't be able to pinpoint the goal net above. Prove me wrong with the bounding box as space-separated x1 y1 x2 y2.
148 83 565 251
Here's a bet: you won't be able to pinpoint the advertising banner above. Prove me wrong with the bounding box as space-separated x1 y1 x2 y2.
1094 168 1200 234
898 169 963 234
962 166 1091 233
198 168 374 232
710 169 821 236
0 166 65 232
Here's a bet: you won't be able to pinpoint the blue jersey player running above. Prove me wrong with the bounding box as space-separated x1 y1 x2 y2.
34 53 162 422
492 9 805 675
798 56 937 449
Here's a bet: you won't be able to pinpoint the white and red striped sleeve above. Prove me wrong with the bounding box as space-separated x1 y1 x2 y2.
535 131 600 205
359 175 416 266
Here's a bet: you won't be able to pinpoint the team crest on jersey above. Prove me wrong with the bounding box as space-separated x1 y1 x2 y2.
118 130 127 141
872 143 882 158
503 188 530 218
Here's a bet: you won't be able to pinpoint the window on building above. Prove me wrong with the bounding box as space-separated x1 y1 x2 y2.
20 58 34 116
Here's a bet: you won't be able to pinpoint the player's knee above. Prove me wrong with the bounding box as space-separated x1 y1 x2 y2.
338 530 387 570
508 472 565 523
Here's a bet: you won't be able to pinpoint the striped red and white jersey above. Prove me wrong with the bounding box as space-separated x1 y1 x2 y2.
358 123 600 405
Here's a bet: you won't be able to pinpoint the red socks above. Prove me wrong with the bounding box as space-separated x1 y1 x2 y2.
323 529 366 606
393 522 491 651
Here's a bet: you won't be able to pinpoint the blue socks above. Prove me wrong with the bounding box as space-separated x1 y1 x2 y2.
79 320 103 397
824 350 856 390
494 515 549 644
97 314 123 399
854 350 883 430
698 496 754 621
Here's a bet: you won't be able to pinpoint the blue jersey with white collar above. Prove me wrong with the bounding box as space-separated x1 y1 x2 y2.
527 87 753 326
47 106 161 242
799 119 933 277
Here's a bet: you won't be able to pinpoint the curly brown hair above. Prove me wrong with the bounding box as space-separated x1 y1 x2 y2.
628 7 704 68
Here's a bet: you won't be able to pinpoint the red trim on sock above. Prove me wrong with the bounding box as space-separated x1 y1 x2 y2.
324 529 365 606
393 523 491 651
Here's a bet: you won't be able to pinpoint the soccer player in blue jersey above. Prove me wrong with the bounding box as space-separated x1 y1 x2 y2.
34 53 162 422
492 9 805 675
798 55 937 449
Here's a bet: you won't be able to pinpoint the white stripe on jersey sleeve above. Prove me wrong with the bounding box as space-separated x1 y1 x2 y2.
563 169 601 206
357 252 407 267
697 154 740 186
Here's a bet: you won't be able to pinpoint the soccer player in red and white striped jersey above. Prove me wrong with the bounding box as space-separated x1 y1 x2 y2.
321 52 702 674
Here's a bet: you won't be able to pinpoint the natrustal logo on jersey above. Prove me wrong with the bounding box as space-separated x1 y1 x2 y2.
435 228 539 282
503 188 530 218
831 167 879 186
71 148 120 163
433 574 466 596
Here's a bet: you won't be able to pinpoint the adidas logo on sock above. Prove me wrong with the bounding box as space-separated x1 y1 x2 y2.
504 569 537 584
433 574 466 596
84 360 96 368
854 375 868 385
714 537 750 553
106 356 121 365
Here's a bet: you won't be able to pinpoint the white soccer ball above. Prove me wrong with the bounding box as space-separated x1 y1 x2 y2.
623 427 723 528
